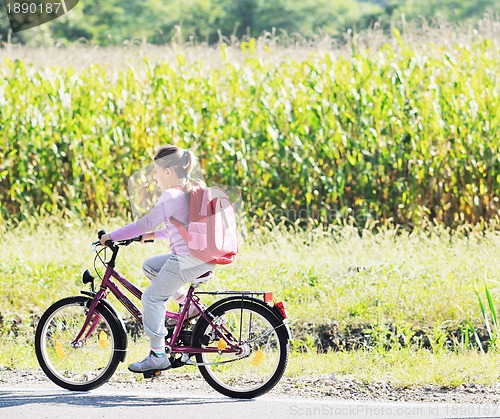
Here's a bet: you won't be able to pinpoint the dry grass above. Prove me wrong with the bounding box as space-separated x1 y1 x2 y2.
1 219 500 386
1 15 500 70
2 219 500 331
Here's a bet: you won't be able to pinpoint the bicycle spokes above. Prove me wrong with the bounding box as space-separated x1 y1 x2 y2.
35 297 122 390
194 300 289 398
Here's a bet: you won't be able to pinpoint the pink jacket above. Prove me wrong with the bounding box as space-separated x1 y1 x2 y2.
109 188 189 256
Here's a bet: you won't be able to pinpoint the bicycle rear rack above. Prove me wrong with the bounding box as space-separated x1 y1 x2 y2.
195 290 273 303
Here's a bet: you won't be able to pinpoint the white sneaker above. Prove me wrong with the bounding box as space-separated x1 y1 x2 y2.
166 303 204 326
128 351 171 373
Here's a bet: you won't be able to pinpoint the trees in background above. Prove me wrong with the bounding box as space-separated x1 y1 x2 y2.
0 0 499 46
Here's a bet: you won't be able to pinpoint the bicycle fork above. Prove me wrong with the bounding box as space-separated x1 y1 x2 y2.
71 289 108 347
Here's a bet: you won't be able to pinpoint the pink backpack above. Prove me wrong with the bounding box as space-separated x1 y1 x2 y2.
170 186 238 265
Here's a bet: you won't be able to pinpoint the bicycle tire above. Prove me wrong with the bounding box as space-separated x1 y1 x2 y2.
192 299 290 399
35 296 124 391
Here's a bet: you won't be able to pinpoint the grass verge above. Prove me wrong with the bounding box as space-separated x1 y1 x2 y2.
1 218 500 387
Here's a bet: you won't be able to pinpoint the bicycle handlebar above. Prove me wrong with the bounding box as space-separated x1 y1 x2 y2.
94 230 154 248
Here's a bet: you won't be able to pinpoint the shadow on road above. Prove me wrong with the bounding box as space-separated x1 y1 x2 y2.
0 389 249 409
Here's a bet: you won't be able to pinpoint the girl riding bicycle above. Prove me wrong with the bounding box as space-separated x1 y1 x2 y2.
100 145 213 373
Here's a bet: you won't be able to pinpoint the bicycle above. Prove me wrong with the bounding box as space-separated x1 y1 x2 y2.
35 231 291 399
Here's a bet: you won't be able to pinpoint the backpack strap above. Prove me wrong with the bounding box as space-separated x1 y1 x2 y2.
199 188 211 217
170 216 189 243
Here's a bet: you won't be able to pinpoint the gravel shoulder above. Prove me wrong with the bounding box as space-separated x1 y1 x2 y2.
2 368 500 405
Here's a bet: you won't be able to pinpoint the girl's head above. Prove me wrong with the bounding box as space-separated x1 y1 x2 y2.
153 145 203 191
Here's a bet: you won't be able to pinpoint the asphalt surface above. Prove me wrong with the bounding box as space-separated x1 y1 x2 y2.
1 385 500 419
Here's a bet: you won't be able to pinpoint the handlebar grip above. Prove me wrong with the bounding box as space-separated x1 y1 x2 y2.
98 230 114 248
136 235 154 243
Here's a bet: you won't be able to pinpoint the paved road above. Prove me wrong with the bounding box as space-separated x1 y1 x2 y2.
1 385 499 419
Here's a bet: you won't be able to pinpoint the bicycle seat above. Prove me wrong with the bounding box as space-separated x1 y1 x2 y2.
191 271 213 285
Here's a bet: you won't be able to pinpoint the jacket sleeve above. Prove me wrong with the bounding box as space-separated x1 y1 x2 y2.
109 192 175 241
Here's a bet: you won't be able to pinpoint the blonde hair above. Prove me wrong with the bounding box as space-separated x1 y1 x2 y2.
154 145 205 191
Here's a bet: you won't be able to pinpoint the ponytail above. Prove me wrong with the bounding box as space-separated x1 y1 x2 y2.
154 145 205 191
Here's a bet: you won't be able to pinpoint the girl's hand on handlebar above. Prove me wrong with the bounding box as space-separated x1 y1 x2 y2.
140 232 155 244
100 233 112 247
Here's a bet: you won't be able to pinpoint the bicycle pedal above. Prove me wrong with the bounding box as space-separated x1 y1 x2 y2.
143 370 162 379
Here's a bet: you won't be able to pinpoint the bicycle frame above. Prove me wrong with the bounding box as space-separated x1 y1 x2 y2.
74 255 242 356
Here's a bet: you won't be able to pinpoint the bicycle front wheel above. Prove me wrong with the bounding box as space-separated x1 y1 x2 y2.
192 299 290 399
35 296 124 391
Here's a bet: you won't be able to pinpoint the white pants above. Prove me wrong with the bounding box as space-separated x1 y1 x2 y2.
141 253 213 350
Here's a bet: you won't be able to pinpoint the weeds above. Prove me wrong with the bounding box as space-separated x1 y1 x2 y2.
1 220 500 386
474 284 499 351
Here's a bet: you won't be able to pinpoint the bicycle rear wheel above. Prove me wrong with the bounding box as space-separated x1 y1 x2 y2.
192 299 290 398
35 296 124 391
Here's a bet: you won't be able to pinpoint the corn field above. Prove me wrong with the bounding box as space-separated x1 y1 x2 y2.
1 31 500 226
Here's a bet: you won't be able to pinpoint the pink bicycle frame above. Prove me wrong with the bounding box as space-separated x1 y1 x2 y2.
73 263 240 355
